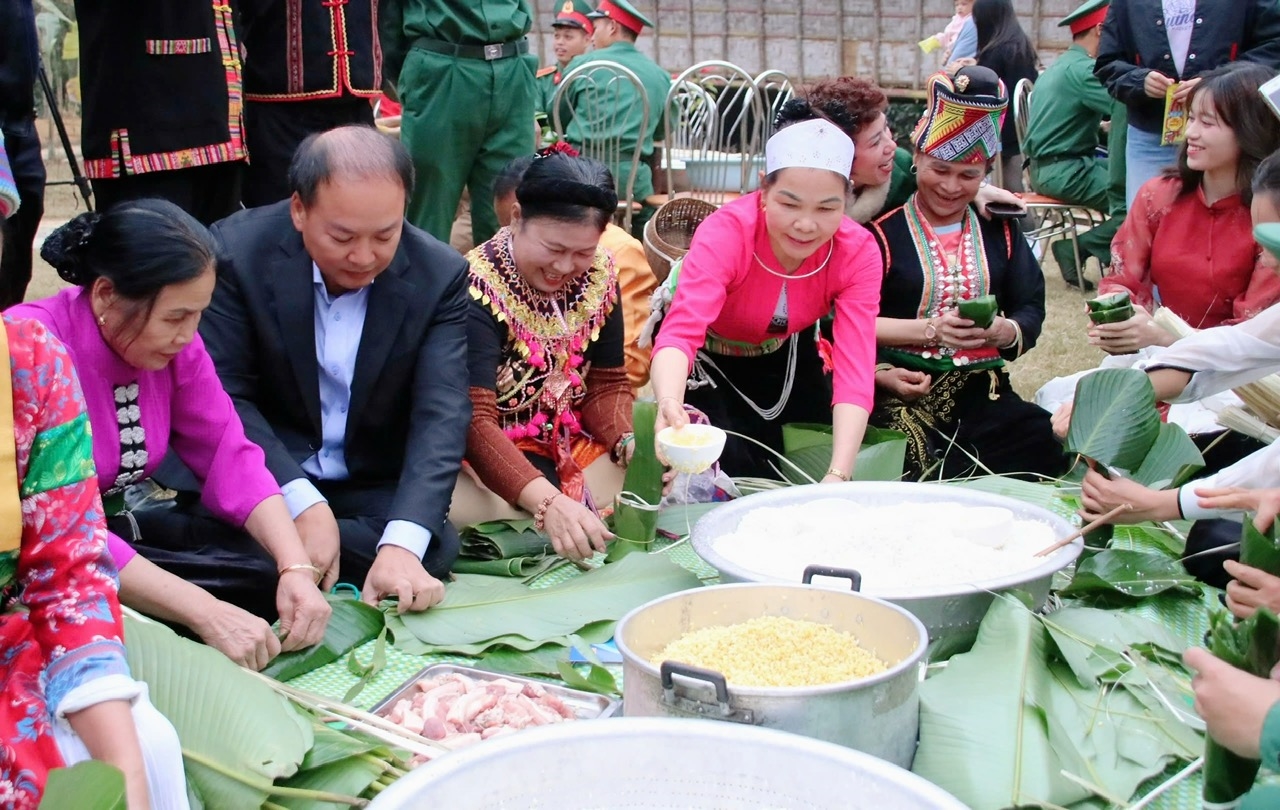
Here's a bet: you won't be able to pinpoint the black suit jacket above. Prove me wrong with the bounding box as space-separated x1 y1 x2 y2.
201 200 471 535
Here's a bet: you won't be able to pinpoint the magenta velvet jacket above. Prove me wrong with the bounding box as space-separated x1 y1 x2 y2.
9 288 280 567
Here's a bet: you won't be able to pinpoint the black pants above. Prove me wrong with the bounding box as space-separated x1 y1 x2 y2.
684 333 835 479
91 161 244 226
1183 518 1239 591
127 481 460 622
242 97 375 208
0 116 44 308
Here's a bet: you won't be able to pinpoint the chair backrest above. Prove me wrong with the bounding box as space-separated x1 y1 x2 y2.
664 61 765 205
551 61 650 231
752 69 795 143
1012 77 1034 156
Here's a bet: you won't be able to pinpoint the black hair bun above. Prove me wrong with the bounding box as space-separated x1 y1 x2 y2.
41 212 102 286
774 97 816 130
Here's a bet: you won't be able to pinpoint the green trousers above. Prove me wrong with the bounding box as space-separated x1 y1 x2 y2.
399 48 538 244
1031 156 1121 279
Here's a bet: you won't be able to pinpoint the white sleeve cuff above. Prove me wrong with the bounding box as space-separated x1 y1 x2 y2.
1179 479 1245 522
54 674 144 721
376 520 433 559
281 478 327 520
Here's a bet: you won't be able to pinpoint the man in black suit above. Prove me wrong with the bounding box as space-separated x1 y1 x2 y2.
195 125 468 611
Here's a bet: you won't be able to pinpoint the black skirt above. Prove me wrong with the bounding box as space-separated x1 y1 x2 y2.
684 331 834 479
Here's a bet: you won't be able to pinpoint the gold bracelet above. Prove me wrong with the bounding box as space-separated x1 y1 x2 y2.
825 467 850 482
279 563 322 582
874 362 896 374
922 318 939 347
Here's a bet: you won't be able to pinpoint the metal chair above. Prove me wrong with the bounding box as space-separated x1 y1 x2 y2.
663 61 765 206
752 69 796 142
551 61 650 232
1011 77 1106 291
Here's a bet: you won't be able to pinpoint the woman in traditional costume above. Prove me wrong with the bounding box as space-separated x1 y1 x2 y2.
647 105 881 480
0 179 188 808
870 66 1064 481
450 150 634 561
1092 62 1280 355
802 76 1025 224
12 200 331 671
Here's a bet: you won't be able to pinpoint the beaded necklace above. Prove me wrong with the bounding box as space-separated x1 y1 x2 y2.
467 228 618 442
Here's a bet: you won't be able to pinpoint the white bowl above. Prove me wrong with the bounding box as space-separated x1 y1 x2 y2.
657 424 726 474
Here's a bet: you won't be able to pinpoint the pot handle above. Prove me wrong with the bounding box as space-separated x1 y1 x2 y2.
802 565 862 592
660 661 735 718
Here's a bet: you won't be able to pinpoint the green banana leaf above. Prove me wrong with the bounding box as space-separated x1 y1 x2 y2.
475 621 615 675
261 596 385 682
123 614 313 809
459 518 550 560
1204 609 1280 804
452 554 562 578
1129 422 1204 489
1242 517 1280 575
297 726 384 771
1065 368 1162 473
655 501 725 537
387 553 701 654
913 596 1200 809
274 753 387 810
779 423 907 484
1059 548 1201 600
949 475 1065 511
40 761 126 810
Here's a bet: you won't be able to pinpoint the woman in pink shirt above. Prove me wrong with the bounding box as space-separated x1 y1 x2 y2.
648 105 882 479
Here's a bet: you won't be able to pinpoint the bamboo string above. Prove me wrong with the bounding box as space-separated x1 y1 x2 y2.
1034 503 1133 557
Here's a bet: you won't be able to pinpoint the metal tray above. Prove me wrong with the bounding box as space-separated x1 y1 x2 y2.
369 663 621 722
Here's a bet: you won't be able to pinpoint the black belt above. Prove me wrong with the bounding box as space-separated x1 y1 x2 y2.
412 37 529 61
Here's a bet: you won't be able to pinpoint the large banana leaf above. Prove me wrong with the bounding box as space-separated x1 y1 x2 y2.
779 423 907 483
913 596 1200 809
274 754 386 810
1059 549 1201 600
1129 422 1204 489
261 596 385 681
387 553 701 653
949 475 1065 512
459 518 550 560
1065 368 1161 473
39 761 125 810
123 614 313 809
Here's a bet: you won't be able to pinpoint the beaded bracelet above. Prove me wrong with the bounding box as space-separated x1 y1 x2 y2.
533 493 561 533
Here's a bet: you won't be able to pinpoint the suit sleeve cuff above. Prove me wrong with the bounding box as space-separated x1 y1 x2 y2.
281 478 327 520
377 520 433 559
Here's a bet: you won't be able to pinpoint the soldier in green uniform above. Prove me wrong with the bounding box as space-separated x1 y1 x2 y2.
536 0 595 115
1022 0 1119 289
561 0 671 237
380 0 538 245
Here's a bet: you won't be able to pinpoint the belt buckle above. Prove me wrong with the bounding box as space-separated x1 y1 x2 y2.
483 43 503 60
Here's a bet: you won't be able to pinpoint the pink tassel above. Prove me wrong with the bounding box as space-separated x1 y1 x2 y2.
816 334 835 375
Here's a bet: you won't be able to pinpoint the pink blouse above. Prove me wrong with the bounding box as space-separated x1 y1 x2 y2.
10 288 281 568
653 192 883 409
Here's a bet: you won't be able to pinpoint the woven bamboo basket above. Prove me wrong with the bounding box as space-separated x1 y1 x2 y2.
642 198 719 283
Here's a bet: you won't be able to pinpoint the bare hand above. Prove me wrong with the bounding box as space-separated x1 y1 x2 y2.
295 501 341 591
935 309 988 351
1051 402 1074 441
1223 560 1280 620
974 184 1025 219
1143 70 1174 99
275 570 332 652
1079 466 1173 524
1184 646 1280 759
654 396 689 465
1087 303 1171 355
1194 486 1280 532
195 600 282 670
876 367 932 402
1171 77 1202 103
542 494 612 560
362 545 445 614
980 316 1017 349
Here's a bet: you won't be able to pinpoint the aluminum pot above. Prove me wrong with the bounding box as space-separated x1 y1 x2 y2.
615 582 927 769
369 718 967 809
691 481 1081 658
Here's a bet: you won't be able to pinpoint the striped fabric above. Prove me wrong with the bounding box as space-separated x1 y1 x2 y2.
0 138 18 219
144 37 212 55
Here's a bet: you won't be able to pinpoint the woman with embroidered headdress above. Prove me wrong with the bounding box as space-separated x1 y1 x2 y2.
800 76 1026 224
647 107 882 480
449 149 634 561
870 66 1065 480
